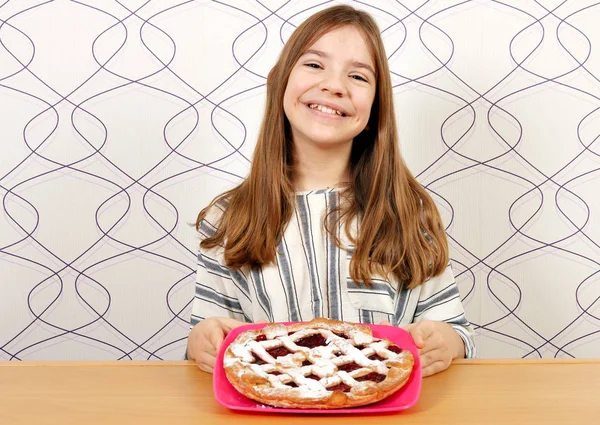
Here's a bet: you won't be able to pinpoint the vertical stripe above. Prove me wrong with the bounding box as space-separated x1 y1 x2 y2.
250 268 273 321
344 246 354 321
337 250 344 321
393 283 412 326
296 194 323 317
326 191 342 320
229 269 251 302
276 236 301 321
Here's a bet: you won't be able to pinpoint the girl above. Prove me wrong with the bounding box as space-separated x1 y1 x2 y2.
187 5 475 378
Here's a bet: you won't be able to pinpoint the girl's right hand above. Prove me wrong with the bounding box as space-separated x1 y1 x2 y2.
186 317 246 373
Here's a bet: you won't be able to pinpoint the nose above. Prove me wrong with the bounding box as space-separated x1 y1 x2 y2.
318 70 347 97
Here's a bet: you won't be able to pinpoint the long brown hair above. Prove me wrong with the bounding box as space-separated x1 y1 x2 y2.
196 5 448 288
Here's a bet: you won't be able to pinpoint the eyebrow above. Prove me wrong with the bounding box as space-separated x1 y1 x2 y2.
302 49 376 77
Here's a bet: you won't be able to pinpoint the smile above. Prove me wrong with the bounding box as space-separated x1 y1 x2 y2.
308 103 346 117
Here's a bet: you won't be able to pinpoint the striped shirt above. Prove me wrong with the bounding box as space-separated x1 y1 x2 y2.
191 188 476 358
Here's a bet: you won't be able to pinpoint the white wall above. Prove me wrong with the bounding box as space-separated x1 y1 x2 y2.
1 0 600 360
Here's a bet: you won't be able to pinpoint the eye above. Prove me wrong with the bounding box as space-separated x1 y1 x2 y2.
351 74 368 82
304 63 322 69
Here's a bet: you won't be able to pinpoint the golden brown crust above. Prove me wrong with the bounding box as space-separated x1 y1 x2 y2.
223 318 414 409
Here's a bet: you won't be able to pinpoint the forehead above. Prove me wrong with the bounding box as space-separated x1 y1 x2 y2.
305 26 375 66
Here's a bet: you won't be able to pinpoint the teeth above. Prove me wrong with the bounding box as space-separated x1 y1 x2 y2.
309 104 344 116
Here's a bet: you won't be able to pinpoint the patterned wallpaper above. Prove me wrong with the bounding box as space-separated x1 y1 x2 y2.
1 0 600 360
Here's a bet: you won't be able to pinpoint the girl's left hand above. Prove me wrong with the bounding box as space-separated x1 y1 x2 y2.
379 320 465 377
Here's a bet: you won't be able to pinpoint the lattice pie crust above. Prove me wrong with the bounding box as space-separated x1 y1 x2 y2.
223 318 415 408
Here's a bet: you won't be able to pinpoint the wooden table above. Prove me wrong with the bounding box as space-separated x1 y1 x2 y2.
0 359 598 424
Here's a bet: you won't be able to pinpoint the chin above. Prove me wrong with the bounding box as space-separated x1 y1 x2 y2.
304 131 353 145
309 137 349 147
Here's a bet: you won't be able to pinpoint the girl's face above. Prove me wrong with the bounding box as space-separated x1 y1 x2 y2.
283 26 377 150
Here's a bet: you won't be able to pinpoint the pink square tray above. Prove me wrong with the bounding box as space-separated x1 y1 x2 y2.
213 322 422 414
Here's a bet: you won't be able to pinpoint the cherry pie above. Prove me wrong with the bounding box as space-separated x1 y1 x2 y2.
223 318 415 409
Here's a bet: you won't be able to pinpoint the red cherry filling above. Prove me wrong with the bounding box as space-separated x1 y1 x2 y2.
355 372 386 383
388 344 403 354
286 382 298 388
368 354 386 361
295 334 326 348
306 374 320 380
267 346 292 358
328 383 351 392
337 362 361 372
252 354 266 365
255 334 267 342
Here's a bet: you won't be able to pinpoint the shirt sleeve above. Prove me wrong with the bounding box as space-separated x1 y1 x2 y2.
412 263 476 358
190 209 250 330
190 246 249 328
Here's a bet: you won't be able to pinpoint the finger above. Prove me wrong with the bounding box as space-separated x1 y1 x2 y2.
218 317 245 332
415 321 436 340
256 320 268 324
419 347 445 370
208 329 225 353
378 321 392 326
418 333 444 357
404 324 426 348
406 322 435 348
197 363 214 374
421 360 449 378
196 351 217 374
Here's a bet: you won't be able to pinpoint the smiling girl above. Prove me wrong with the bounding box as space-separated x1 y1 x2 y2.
187 5 475 378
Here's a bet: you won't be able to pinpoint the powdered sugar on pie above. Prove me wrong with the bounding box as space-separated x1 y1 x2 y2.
223 318 415 409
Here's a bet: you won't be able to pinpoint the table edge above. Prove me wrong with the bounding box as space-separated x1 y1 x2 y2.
453 358 600 365
0 360 196 367
2 358 600 368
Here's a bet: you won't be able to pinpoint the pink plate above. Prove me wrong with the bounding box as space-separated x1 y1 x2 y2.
213 322 422 414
